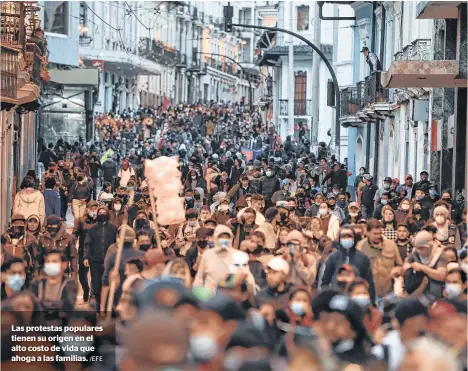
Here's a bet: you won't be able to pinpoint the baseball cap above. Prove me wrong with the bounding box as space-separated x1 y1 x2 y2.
363 174 373 181
214 224 233 239
384 177 392 183
11 214 26 222
361 46 369 53
267 257 290 275
327 193 336 200
348 202 360 209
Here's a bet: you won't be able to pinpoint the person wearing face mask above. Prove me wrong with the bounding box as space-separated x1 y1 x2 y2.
175 209 200 256
331 193 347 222
305 193 325 217
1 257 27 299
109 197 128 227
184 170 206 193
133 210 155 238
403 230 448 299
321 162 349 193
286 287 313 327
413 186 433 221
31 250 78 314
354 167 366 195
68 172 92 220
2 214 36 279
212 198 232 225
127 193 147 227
185 227 213 278
317 202 340 240
432 204 460 248
193 225 256 292
72 201 98 302
36 215 77 280
347 278 382 336
427 183 440 204
192 187 206 214
262 166 280 209
395 199 412 224
443 268 467 300
41 161 65 191
83 206 118 313
372 192 391 220
183 189 196 210
320 226 376 304
373 177 392 208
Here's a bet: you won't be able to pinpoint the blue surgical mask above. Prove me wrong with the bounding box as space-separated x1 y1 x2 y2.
429 189 437 197
381 199 388 205
6 274 25 292
337 200 346 208
218 239 230 249
383 183 390 190
290 301 305 316
340 239 354 249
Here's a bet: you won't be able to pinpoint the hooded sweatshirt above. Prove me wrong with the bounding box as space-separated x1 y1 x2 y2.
13 189 46 226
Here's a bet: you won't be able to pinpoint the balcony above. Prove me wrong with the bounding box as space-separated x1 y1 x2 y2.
416 1 461 19
25 43 41 86
339 87 364 127
0 45 19 101
176 53 187 68
278 100 312 116
381 39 467 88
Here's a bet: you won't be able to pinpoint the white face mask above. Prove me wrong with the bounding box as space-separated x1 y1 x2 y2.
11 238 19 246
190 335 218 361
220 204 229 211
114 204 122 211
43 262 61 276
318 208 328 216
445 283 462 298
435 216 446 225
461 263 468 274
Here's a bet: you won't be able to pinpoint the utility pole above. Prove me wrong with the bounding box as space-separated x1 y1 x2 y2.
311 3 321 152
224 3 341 159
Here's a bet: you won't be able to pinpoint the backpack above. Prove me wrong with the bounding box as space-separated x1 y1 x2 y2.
404 251 442 294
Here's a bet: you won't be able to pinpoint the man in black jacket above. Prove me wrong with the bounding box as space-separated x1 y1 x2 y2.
320 225 376 303
322 162 349 191
88 156 102 200
102 158 117 191
73 200 98 302
262 166 280 209
83 206 117 313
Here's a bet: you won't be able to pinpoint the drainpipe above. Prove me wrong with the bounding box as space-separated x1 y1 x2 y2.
373 3 385 178
365 1 377 172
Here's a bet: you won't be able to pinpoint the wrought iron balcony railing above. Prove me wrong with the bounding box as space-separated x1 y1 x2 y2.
25 43 41 86
1 2 25 49
355 72 390 111
340 86 359 117
0 45 19 99
279 100 313 116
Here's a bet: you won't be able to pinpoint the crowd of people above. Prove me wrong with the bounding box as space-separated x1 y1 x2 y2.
1 102 467 370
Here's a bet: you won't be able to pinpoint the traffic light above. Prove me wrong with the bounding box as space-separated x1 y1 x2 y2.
224 3 233 32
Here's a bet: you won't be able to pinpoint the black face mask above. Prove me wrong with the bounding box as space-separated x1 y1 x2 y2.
413 209 422 215
76 175 84 182
139 243 151 252
280 213 288 222
135 218 146 229
97 214 108 223
194 194 201 200
336 280 348 290
47 226 60 236
12 226 25 236
442 198 452 204
252 246 263 256
197 240 208 248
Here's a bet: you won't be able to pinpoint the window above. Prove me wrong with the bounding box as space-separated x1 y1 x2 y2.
44 1 68 35
297 5 309 31
79 1 87 27
294 71 307 115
